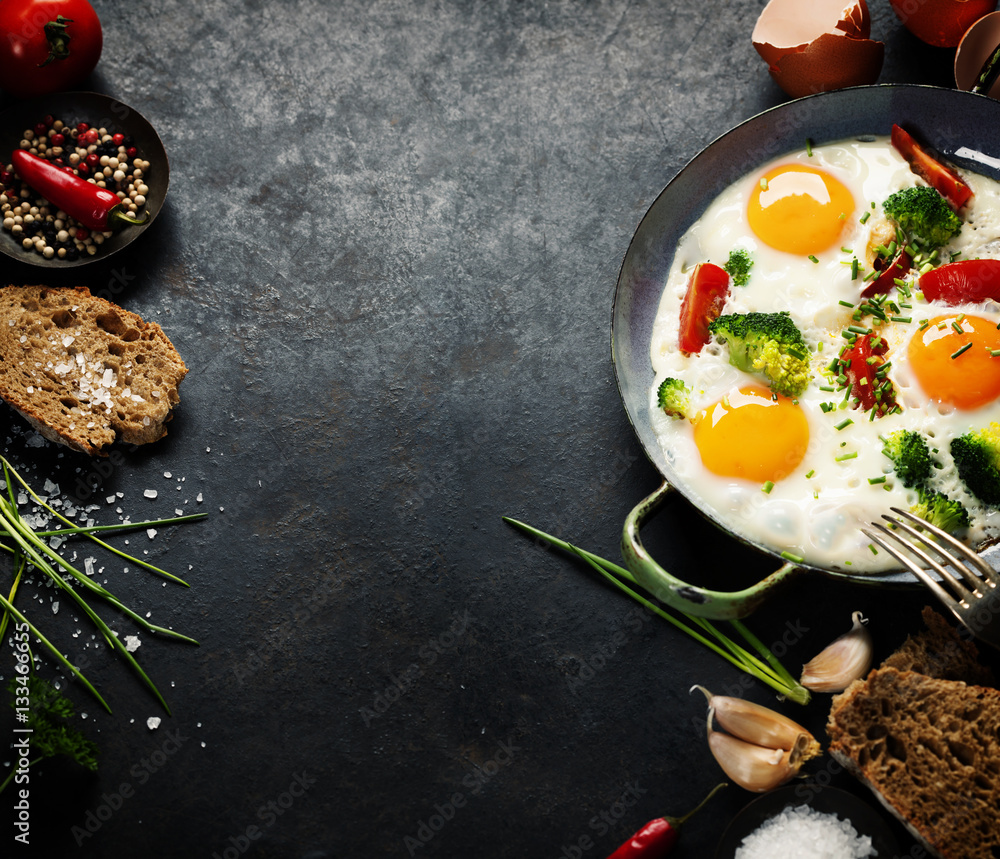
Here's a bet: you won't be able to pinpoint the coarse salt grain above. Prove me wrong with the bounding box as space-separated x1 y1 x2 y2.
144 489 157 499
735 804 874 859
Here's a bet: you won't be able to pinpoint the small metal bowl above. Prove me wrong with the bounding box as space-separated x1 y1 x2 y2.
0 91 169 268
714 784 900 858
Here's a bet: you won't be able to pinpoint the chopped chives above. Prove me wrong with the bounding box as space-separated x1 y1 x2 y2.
762 481 774 494
851 258 859 280
819 385 835 392
781 551 804 563
838 300 854 308
953 321 965 334
835 418 853 430
848 325 871 335
808 255 819 263
860 211 870 224
952 342 973 359
891 316 912 324
991 349 1000 357
841 246 852 254
805 138 813 156
820 402 834 413
760 178 768 190
805 470 815 478
835 451 858 461
868 475 886 485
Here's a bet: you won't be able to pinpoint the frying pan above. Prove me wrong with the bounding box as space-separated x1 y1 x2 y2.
613 84 1000 620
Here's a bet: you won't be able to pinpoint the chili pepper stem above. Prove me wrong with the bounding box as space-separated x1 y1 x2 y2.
109 208 150 228
663 782 727 828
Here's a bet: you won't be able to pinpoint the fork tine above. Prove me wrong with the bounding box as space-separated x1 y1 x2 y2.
887 507 1000 591
878 511 984 598
861 525 961 611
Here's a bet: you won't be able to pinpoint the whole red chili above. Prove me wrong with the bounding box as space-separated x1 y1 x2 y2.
10 149 147 231
606 783 726 858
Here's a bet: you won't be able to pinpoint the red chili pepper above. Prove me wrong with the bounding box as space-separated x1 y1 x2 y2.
605 783 726 858
10 149 148 232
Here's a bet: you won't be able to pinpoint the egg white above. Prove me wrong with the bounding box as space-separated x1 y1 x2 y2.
649 136 1000 572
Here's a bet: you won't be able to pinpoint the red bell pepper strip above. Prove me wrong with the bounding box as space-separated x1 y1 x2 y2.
10 149 148 231
861 250 912 298
920 259 1000 305
605 783 726 859
890 125 972 211
677 263 730 354
840 333 895 417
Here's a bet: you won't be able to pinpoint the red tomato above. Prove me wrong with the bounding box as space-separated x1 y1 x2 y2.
889 0 996 48
841 333 894 415
891 125 973 210
677 262 730 354
0 0 102 98
920 259 1000 305
861 250 912 298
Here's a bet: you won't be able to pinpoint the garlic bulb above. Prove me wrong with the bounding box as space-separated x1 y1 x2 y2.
800 611 873 693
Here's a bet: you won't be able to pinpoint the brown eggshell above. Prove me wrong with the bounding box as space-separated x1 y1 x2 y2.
955 10 1000 96
753 0 883 99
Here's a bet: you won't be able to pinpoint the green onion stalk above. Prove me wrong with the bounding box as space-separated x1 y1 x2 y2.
0 456 205 713
503 517 810 705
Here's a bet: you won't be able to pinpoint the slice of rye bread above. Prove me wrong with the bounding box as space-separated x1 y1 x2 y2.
0 285 187 455
880 606 996 686
827 668 1000 859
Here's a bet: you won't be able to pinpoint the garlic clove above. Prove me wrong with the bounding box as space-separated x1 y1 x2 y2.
706 710 810 792
800 611 873 693
692 685 821 759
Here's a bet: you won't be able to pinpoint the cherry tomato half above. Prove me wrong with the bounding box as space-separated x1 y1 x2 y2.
920 259 1000 305
841 333 894 415
861 250 912 299
891 125 973 211
677 262 730 354
0 0 102 99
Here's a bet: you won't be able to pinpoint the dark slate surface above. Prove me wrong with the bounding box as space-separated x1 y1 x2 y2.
1 1 995 857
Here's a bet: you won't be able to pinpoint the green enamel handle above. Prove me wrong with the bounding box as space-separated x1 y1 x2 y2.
621 481 804 619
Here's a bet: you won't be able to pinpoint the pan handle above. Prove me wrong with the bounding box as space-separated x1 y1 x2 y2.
621 481 804 619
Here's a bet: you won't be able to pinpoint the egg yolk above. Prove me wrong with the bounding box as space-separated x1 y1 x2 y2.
908 314 1000 410
693 385 809 483
747 164 854 256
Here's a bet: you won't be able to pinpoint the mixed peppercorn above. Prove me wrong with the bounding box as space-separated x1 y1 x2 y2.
0 114 150 260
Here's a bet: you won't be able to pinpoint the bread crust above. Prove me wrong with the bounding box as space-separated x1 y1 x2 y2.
0 284 187 455
827 608 1000 859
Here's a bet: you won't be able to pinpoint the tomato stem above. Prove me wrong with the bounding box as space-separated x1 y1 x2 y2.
40 16 74 67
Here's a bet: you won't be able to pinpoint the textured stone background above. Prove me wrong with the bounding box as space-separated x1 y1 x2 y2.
0 1 989 857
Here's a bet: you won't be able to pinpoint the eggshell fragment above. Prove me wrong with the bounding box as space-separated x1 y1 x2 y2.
891 0 997 49
955 10 1000 96
753 0 884 99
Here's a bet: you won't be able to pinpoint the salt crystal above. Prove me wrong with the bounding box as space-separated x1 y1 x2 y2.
124 635 141 652
147 528 157 539
144 489 158 499
51 601 59 614
146 717 160 731
735 804 874 859
164 471 172 479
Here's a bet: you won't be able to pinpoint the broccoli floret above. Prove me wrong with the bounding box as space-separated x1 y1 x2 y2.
657 377 691 419
882 185 961 249
951 422 1000 506
881 429 934 488
911 487 970 534
707 311 811 397
723 249 753 287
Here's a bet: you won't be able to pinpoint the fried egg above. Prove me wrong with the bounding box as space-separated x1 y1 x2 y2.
649 136 1000 572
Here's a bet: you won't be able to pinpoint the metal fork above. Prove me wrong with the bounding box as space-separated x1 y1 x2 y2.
862 508 1000 651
